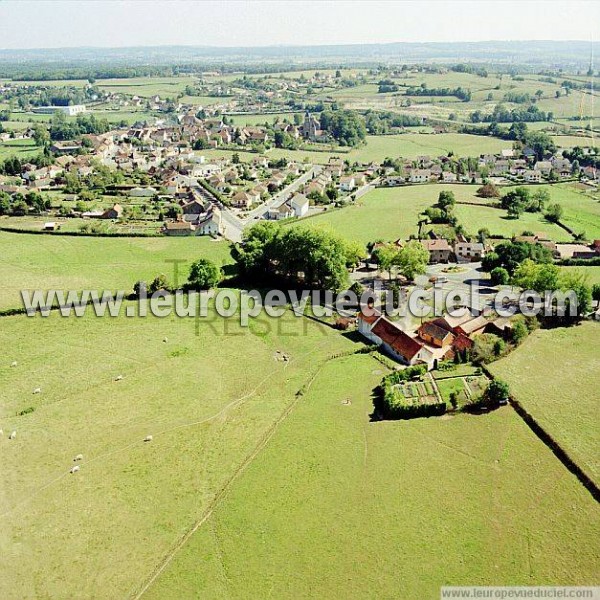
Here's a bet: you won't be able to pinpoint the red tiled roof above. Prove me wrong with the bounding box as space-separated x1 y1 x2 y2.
457 316 488 336
421 239 452 251
357 309 381 325
372 317 424 361
418 321 454 343
452 333 474 352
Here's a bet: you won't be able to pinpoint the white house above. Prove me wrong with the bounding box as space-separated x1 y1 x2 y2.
524 170 542 183
339 176 356 192
455 241 485 262
290 193 309 217
409 169 431 183
195 208 223 236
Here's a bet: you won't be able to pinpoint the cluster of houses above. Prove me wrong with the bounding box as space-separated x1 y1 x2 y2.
382 149 598 187
358 308 511 370
372 234 486 266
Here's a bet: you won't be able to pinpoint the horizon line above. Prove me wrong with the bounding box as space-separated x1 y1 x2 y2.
1 39 598 53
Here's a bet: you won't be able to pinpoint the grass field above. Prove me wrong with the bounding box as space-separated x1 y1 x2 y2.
0 306 354 598
0 231 233 311
452 203 572 241
195 132 511 166
144 353 600 599
95 76 195 98
552 135 598 149
490 322 600 485
0 138 40 160
539 184 600 239
226 112 302 127
347 134 511 162
559 266 600 286
289 184 571 244
288 186 434 244
3 216 163 235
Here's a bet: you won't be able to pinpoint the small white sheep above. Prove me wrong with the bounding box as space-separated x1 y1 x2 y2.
73 454 83 462
10 361 17 367
33 387 41 394
143 435 153 442
163 337 168 343
70 465 80 474
9 431 17 440
115 375 123 381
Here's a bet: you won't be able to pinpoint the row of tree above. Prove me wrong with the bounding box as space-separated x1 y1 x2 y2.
235 222 365 291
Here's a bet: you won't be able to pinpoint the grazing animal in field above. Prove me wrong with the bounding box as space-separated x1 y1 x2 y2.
73 454 83 462
115 375 123 381
163 337 168 343
70 465 80 474
10 361 17 367
9 431 17 440
33 388 41 394
143 435 153 442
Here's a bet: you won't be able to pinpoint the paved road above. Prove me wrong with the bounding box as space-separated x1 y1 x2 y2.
242 165 322 222
208 165 322 242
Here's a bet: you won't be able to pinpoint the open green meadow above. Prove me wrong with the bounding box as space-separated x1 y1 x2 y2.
559 266 600 286
552 135 598 149
0 138 40 160
226 112 302 127
144 353 600 599
289 186 434 244
490 322 600 485
290 184 572 244
539 184 600 239
450 182 600 240
0 231 233 311
346 134 511 162
0 306 353 598
95 76 196 98
179 95 226 106
452 203 572 241
193 133 511 166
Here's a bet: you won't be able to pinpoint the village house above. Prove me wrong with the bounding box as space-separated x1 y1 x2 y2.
441 171 457 183
555 243 599 260
195 207 223 236
232 190 256 209
358 312 435 369
290 193 309 217
268 202 294 220
268 172 286 191
181 198 209 222
409 169 431 183
327 158 344 178
417 322 455 348
305 180 326 195
100 204 123 220
162 220 196 236
339 175 356 192
50 140 82 155
534 161 553 176
421 239 452 264
524 170 542 183
454 315 488 338
455 240 485 262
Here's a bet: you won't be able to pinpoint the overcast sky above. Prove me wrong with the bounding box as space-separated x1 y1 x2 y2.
1 1 599 49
